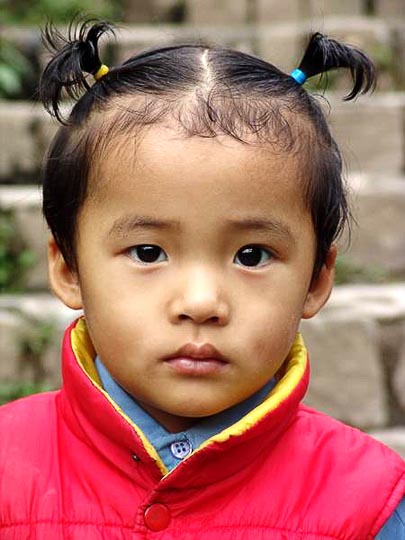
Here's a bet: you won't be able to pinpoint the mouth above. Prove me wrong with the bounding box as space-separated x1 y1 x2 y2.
163 343 229 376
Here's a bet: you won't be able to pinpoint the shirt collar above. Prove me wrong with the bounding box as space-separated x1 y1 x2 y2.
95 355 276 470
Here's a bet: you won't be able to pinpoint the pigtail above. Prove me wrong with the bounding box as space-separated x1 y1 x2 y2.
297 32 376 100
39 18 115 122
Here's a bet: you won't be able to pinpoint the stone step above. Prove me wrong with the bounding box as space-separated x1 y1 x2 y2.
184 0 400 25
327 93 405 175
0 284 404 436
185 0 405 24
0 102 58 182
302 283 405 429
94 16 405 88
5 2 404 28
0 293 77 388
0 186 47 290
343 175 405 275
1 174 403 291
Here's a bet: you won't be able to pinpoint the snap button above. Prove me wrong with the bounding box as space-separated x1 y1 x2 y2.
144 503 171 531
170 439 192 459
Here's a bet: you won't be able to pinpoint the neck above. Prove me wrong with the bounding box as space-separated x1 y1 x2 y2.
138 402 199 433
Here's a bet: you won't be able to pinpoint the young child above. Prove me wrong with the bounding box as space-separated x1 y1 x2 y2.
0 19 404 539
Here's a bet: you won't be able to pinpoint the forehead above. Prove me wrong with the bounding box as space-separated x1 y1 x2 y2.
89 122 308 214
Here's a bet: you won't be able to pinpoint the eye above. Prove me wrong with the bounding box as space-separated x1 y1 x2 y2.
127 245 168 265
234 245 273 268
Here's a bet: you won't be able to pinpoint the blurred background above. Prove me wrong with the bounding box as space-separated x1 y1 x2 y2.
0 0 404 454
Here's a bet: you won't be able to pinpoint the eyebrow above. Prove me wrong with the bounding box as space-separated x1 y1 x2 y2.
108 215 181 237
108 214 294 242
225 218 295 243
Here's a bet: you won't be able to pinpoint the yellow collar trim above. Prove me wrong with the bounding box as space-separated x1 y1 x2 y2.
197 334 307 452
70 319 307 475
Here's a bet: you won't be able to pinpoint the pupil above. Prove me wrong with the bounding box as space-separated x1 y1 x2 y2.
139 245 160 263
239 247 261 266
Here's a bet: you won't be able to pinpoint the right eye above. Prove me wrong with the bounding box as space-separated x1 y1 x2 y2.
127 245 168 265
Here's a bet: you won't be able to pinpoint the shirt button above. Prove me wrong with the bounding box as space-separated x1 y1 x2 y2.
144 503 171 531
170 439 192 459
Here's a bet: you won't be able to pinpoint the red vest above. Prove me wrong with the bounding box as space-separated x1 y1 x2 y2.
0 317 404 539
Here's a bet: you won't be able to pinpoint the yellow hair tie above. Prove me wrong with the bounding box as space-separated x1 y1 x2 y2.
93 64 109 81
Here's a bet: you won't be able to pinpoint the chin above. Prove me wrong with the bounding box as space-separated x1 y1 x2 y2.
171 403 230 419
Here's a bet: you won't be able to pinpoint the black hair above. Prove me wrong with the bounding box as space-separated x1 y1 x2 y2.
39 19 376 276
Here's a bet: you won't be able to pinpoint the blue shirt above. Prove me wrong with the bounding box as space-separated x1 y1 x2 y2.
95 356 276 471
376 498 405 540
95 357 405 538
377 499 405 539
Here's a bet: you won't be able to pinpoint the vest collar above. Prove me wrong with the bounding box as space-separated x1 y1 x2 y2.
59 317 309 485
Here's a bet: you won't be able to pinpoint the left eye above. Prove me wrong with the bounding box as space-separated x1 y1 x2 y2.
234 245 273 268
127 245 168 265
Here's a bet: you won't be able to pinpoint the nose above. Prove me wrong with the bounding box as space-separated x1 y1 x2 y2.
168 266 230 326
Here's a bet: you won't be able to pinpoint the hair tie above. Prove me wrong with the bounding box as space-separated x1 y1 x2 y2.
290 68 307 85
93 64 109 81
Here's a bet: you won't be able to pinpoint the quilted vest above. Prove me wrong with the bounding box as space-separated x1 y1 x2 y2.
0 317 404 540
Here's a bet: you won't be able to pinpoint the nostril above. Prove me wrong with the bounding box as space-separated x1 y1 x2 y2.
178 314 221 324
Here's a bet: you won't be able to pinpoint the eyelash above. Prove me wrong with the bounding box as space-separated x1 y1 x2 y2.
126 244 274 268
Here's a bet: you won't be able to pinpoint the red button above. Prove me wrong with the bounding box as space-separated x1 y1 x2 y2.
144 503 171 531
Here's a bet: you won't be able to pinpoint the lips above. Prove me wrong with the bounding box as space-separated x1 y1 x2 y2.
166 343 227 361
163 343 229 375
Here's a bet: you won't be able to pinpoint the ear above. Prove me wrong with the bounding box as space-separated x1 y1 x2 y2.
48 235 83 310
302 246 337 319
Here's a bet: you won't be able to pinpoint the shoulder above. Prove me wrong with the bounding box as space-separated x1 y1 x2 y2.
0 392 62 524
0 390 59 423
290 404 405 533
0 391 60 459
296 404 405 466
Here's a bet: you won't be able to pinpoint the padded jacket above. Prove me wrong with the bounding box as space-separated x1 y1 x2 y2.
0 317 404 539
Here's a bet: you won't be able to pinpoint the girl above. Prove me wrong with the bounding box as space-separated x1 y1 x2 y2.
0 18 404 539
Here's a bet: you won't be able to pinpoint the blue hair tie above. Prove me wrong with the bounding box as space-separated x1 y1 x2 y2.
290 68 307 85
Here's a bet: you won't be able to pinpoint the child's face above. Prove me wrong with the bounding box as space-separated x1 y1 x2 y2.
49 122 335 432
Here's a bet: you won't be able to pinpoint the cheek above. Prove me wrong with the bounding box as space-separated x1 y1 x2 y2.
243 298 302 351
84 309 148 375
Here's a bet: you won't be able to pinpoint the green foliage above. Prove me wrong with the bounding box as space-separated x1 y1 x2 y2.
370 42 394 74
0 38 33 98
1 0 121 25
165 0 186 23
0 211 36 292
1 0 122 99
304 71 340 94
0 382 52 405
334 255 388 285
20 320 56 359
368 41 401 90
